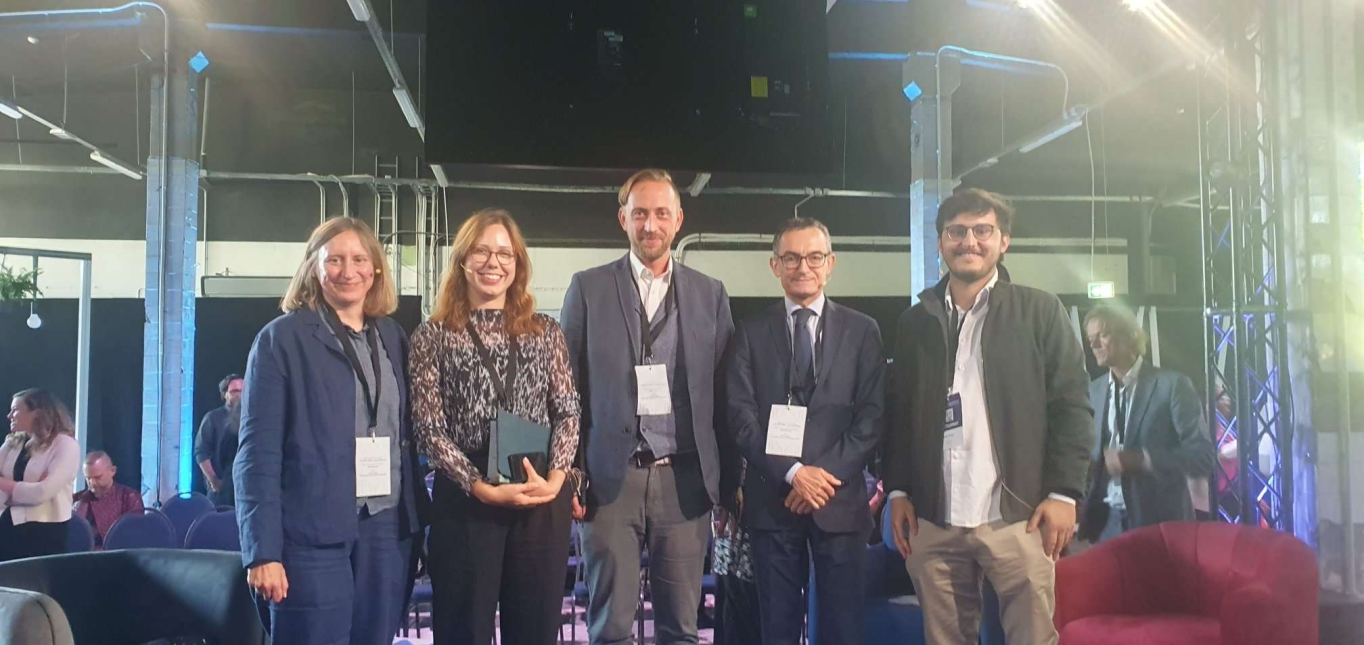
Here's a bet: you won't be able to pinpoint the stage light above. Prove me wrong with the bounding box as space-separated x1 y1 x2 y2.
1087 281 1116 299
0 98 22 120
49 127 73 140
392 86 422 129
430 163 450 188
346 0 370 22
89 151 144 180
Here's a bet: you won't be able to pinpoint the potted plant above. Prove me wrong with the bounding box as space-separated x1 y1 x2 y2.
0 264 42 314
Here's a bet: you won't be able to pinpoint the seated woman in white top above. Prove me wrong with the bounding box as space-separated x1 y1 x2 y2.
0 389 81 562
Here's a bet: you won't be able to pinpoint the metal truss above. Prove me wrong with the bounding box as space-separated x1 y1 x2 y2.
1198 0 1294 531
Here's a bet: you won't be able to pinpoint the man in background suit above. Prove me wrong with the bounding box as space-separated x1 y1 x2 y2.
1080 304 1216 543
726 217 884 645
561 168 737 645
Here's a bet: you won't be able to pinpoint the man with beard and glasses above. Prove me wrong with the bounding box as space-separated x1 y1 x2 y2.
196 373 243 506
561 168 739 645
883 188 1094 645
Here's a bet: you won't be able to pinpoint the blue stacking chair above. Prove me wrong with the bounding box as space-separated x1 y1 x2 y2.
103 508 177 550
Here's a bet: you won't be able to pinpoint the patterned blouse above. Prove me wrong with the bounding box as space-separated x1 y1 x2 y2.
410 310 581 493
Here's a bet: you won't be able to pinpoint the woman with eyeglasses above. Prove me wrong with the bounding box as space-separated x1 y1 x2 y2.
410 208 581 645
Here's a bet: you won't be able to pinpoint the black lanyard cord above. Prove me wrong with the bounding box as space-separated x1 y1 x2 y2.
321 305 383 431
638 278 677 364
467 322 520 410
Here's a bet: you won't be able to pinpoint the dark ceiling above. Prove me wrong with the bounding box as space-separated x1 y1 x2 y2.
0 0 1348 200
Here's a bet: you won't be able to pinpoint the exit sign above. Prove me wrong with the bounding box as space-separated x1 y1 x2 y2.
1087 281 1116 299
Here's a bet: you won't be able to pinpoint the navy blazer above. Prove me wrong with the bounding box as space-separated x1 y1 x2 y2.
1080 364 1215 541
726 298 885 533
234 308 430 568
560 254 737 507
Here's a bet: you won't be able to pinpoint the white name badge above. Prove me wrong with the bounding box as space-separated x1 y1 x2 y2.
356 437 392 498
635 364 673 416
765 404 807 458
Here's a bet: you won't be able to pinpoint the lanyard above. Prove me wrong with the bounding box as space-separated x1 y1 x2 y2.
786 302 828 403
946 306 967 391
321 305 383 434
467 322 520 409
637 277 676 364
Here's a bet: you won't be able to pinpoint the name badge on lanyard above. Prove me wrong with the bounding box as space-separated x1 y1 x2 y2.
356 437 391 497
636 279 675 416
944 393 965 450
765 404 807 457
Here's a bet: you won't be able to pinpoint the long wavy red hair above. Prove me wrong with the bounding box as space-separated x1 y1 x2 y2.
429 208 541 336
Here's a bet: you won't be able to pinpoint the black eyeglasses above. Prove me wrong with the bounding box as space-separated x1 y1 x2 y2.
943 224 998 242
776 252 831 269
468 247 516 266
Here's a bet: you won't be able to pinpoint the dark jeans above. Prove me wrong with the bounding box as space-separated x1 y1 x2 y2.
428 473 572 645
259 507 408 645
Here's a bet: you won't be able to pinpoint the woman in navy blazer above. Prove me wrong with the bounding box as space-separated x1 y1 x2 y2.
234 217 429 645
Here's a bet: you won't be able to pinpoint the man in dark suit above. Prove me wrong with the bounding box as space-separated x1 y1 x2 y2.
560 168 737 645
726 217 884 645
1080 304 1216 543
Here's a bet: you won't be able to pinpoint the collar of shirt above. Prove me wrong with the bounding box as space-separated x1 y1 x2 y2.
943 269 1000 317
1116 356 1144 390
629 250 673 287
783 293 826 322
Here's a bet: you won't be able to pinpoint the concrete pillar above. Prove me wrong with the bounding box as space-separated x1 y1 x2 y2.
141 68 201 506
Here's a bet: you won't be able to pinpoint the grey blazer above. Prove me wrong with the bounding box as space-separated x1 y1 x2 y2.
1081 364 1217 540
560 254 737 507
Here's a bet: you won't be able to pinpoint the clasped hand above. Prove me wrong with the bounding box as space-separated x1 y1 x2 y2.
783 465 842 515
472 458 564 508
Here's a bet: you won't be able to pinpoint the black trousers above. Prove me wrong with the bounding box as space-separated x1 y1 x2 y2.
428 473 572 645
0 510 69 563
715 574 761 645
751 524 866 645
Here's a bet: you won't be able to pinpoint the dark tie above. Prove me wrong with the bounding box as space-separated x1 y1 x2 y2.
1114 385 1127 444
792 308 815 404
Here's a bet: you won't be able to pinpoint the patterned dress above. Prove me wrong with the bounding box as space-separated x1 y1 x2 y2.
409 310 581 491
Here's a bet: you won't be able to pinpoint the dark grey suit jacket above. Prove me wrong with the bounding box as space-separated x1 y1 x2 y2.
560 254 736 507
1081 364 1217 541
726 298 885 533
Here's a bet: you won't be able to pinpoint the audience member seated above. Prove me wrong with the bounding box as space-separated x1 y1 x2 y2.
71 451 143 549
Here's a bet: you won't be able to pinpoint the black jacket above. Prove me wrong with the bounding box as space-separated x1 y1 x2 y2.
883 273 1094 525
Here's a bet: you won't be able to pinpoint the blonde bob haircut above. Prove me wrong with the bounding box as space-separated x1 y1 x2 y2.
280 217 398 317
429 208 542 336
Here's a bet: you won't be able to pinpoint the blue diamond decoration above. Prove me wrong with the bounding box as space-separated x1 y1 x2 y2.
189 51 210 73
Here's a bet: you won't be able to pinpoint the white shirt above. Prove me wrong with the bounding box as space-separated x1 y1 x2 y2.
888 271 1073 526
629 251 673 322
782 293 826 484
1104 358 1150 511
940 271 1004 527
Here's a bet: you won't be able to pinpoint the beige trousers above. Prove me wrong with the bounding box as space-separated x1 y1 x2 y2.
902 519 1058 645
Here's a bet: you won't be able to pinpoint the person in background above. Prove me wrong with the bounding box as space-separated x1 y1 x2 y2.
1079 304 1215 543
0 389 80 562
410 209 581 645
711 462 760 645
234 217 429 645
72 450 144 548
197 373 244 507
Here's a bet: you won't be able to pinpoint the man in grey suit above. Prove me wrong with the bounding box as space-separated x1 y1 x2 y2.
1080 304 1217 543
561 168 738 645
